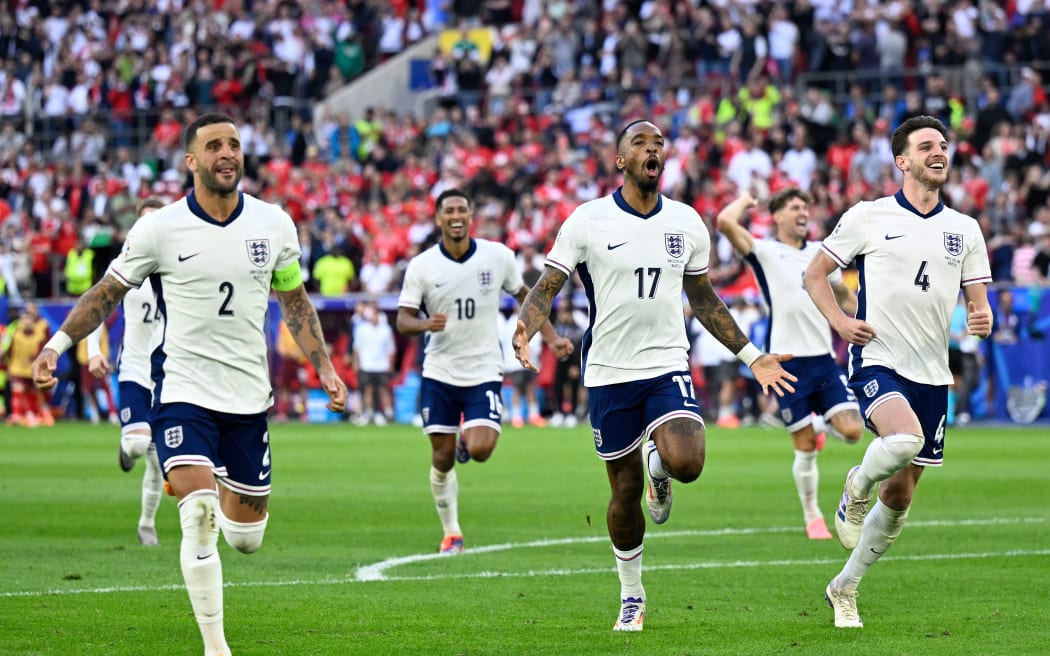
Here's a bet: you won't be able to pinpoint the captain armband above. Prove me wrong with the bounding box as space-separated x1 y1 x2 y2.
271 260 303 291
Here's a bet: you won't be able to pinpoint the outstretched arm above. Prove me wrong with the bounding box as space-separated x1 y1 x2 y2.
276 285 347 413
684 272 796 396
513 266 569 371
32 275 129 390
513 284 574 365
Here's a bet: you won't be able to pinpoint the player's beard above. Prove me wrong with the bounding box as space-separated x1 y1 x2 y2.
633 160 663 194
199 162 242 196
913 161 948 191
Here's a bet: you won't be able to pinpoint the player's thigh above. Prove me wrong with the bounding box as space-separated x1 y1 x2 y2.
215 410 272 500
118 381 152 432
461 382 506 442
850 367 924 436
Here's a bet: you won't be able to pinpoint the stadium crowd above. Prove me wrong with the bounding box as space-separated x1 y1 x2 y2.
2 0 1050 426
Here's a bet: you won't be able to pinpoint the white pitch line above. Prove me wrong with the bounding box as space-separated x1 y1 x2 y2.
356 516 1048 581
2 518 1046 598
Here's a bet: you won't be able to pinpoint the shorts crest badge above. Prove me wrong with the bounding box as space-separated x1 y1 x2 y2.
665 233 685 258
164 425 184 448
943 232 963 256
592 427 603 448
863 380 879 398
247 239 271 267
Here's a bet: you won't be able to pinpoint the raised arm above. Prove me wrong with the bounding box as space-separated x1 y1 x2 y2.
513 266 569 371
684 272 796 396
31 275 130 390
275 285 347 412
803 250 875 344
715 193 758 257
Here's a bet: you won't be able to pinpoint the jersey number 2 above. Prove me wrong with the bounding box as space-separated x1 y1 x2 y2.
219 282 235 316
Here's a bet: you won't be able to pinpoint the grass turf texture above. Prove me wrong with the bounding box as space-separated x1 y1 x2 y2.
1 422 1046 656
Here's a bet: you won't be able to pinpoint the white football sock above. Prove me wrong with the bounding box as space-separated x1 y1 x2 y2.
121 432 152 459
792 449 821 523
139 444 163 528
613 543 645 600
645 444 669 480
852 434 924 497
811 415 828 434
178 489 228 655
839 501 910 589
430 466 461 536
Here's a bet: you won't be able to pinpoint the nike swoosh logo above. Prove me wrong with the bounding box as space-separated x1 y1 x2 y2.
607 242 628 250
884 234 905 241
434 281 448 288
932 449 943 455
488 413 500 420
870 548 885 555
178 253 201 262
683 401 699 408
258 470 270 480
196 553 214 560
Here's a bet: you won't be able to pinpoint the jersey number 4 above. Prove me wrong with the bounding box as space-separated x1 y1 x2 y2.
914 261 930 293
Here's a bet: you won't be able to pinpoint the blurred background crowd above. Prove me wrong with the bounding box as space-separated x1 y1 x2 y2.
1 0 1048 427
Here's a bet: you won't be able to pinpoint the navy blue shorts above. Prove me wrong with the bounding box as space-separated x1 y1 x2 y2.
420 378 503 435
151 402 272 494
778 355 859 432
849 366 948 467
118 381 152 434
587 371 703 461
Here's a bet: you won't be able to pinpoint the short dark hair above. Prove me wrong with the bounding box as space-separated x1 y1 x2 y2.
616 119 656 151
891 115 948 158
435 188 471 212
769 187 812 214
137 197 165 215
184 112 237 150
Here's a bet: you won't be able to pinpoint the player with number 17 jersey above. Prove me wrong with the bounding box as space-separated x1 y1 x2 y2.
544 190 711 387
820 191 992 386
108 191 301 413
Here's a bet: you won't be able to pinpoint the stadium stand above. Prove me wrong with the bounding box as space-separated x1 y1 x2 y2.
1 0 1048 424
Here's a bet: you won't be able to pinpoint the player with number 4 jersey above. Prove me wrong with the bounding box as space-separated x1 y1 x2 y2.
805 115 992 630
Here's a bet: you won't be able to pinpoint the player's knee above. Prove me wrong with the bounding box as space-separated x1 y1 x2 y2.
220 513 268 554
178 490 220 544
881 433 924 462
835 420 864 444
122 432 153 459
672 456 704 483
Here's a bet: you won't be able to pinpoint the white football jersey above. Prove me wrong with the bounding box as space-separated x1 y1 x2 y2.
398 239 524 386
746 239 842 357
821 191 991 385
115 276 163 389
109 191 301 413
546 190 710 387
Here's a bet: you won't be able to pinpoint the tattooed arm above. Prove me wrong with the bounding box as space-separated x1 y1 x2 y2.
512 266 569 371
513 283 574 362
684 272 797 396
276 285 347 412
31 275 130 390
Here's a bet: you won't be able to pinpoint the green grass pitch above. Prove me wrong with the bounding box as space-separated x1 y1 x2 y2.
1 421 1047 655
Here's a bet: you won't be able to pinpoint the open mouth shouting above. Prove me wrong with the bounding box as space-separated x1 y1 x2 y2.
644 155 662 178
